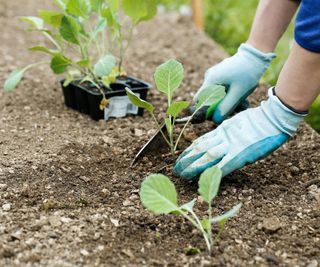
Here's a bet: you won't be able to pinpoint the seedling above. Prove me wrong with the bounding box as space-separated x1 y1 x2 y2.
140 166 242 254
4 0 157 109
126 59 226 154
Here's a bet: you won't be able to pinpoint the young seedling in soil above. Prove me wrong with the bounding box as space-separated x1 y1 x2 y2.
126 59 226 154
140 165 242 255
4 0 157 109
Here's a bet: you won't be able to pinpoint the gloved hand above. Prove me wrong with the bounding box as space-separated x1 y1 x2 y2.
195 43 276 124
175 88 307 180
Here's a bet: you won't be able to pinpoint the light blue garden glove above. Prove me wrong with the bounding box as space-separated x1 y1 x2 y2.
195 43 276 124
175 88 307 180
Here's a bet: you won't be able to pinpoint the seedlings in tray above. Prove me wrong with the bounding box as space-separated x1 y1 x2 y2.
140 165 242 254
4 0 157 109
126 59 226 154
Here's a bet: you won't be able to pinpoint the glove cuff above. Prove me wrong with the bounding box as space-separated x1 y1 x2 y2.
261 87 307 136
239 43 276 64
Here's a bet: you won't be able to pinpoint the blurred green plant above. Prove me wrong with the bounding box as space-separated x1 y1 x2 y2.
204 0 293 85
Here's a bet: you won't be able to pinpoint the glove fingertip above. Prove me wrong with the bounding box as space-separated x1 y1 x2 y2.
212 108 225 124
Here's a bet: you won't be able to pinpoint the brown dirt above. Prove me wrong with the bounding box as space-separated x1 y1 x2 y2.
0 1 320 266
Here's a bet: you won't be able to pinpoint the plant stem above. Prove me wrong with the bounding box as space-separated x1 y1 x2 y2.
150 113 172 148
24 61 51 71
173 109 197 152
188 209 212 254
212 224 225 247
207 203 213 253
118 23 135 72
43 32 62 51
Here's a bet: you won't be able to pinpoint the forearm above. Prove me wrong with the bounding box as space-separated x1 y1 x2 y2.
275 41 320 111
247 0 300 53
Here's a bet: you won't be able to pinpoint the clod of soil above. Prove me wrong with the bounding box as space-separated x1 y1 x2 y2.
0 1 319 266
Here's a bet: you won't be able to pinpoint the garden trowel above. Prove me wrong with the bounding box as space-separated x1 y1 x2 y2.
131 98 249 166
130 106 210 166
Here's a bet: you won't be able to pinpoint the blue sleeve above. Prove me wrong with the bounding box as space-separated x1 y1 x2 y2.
295 0 320 53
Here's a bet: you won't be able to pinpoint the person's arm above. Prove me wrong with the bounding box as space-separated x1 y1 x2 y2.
247 0 300 52
195 0 300 124
276 42 320 111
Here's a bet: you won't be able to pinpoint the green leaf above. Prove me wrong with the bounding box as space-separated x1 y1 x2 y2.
211 203 242 224
101 7 120 30
54 0 68 10
122 0 157 23
76 59 90 67
154 59 184 99
125 88 155 113
59 15 80 45
165 118 172 137
167 101 190 118
50 54 71 74
195 85 226 109
198 166 222 203
38 10 63 28
140 0 158 21
90 0 103 12
180 199 196 212
20 16 44 29
4 68 27 92
67 0 91 18
63 70 81 87
29 46 59 56
140 174 179 214
94 54 116 77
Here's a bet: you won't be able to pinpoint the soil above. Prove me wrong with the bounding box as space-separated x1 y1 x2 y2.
0 1 319 266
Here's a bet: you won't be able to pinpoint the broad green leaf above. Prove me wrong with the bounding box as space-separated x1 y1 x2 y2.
154 59 184 99
180 199 196 212
90 0 103 12
20 16 44 29
140 0 158 21
125 88 154 113
198 166 222 203
91 19 107 39
59 15 80 45
122 0 157 23
167 101 190 118
211 203 242 224
4 68 26 92
50 54 71 74
165 118 172 137
140 174 179 214
29 46 59 56
94 54 116 77
195 85 226 109
38 10 63 28
67 0 91 18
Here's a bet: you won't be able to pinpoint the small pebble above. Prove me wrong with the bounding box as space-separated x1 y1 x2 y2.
2 203 11 211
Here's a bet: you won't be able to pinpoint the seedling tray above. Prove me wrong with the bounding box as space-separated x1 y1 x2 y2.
61 76 151 120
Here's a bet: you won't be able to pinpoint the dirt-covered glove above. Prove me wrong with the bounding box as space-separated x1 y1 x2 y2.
175 87 307 180
195 43 276 124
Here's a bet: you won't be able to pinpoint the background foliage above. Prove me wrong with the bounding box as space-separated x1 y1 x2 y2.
159 0 319 132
